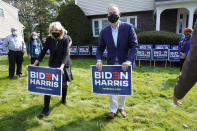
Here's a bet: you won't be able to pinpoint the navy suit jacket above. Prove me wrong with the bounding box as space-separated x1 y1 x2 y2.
96 22 138 65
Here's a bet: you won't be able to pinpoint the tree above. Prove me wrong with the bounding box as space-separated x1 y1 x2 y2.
3 0 61 41
57 3 92 45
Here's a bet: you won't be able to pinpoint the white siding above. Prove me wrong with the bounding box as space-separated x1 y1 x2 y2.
0 0 24 38
77 0 154 16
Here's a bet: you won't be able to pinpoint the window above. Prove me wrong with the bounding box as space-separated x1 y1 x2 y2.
0 8 4 17
130 18 136 27
94 21 99 36
102 20 110 29
120 18 127 22
92 16 137 37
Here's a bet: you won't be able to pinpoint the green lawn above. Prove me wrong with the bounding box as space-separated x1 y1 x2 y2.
0 55 197 131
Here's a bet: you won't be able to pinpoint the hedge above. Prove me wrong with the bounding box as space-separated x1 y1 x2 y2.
137 31 182 46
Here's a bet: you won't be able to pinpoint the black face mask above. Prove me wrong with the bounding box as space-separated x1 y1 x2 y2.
52 32 60 39
108 14 119 23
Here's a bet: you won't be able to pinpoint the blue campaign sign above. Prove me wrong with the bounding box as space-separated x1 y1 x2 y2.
28 66 62 96
138 44 153 49
152 49 168 61
91 65 132 96
155 44 170 49
136 49 152 60
169 49 180 62
70 46 78 55
79 46 90 55
171 45 179 50
92 46 98 55
0 38 8 56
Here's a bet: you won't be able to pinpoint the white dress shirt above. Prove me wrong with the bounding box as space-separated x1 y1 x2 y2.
111 23 119 47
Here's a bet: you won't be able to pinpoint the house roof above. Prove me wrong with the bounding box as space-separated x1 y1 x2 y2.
76 0 155 16
0 0 18 11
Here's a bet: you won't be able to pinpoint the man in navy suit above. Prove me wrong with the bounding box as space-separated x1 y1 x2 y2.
96 4 138 119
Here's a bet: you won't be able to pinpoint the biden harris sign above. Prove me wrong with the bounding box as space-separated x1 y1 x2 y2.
91 65 132 96
28 66 62 96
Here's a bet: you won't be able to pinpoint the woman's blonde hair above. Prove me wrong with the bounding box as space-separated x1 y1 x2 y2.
49 21 65 40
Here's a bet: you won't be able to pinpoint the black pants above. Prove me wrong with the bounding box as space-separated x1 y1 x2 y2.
31 58 39 66
8 50 23 77
43 82 68 110
180 59 185 71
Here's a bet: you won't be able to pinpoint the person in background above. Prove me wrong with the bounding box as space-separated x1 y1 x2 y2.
27 32 42 65
32 22 71 119
63 29 73 82
2 27 26 79
64 29 72 55
96 4 138 119
173 19 197 106
178 28 193 71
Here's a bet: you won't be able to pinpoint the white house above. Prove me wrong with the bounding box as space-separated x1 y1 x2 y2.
0 0 24 38
155 0 197 33
75 0 197 37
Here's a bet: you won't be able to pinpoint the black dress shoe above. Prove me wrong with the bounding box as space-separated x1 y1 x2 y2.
107 112 116 119
39 108 49 119
39 112 48 119
9 76 14 80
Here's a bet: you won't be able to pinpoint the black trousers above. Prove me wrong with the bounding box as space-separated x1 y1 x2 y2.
8 50 23 77
180 59 185 71
43 82 68 109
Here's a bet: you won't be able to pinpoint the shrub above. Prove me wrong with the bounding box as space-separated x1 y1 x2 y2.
57 4 92 46
137 31 182 46
135 28 143 34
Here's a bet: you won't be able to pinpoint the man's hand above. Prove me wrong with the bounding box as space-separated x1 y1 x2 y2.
122 61 131 71
173 96 182 106
96 61 102 71
28 55 31 60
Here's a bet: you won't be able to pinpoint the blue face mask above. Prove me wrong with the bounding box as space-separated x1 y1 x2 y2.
12 31 17 36
32 35 37 40
185 33 191 39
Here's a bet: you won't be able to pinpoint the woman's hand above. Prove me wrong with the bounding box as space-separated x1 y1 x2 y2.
32 60 39 66
59 64 65 75
59 67 64 75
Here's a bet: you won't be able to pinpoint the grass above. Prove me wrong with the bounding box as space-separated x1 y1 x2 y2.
0 55 197 131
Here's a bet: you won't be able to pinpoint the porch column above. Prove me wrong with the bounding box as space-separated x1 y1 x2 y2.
75 0 78 5
188 8 195 28
156 9 163 31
